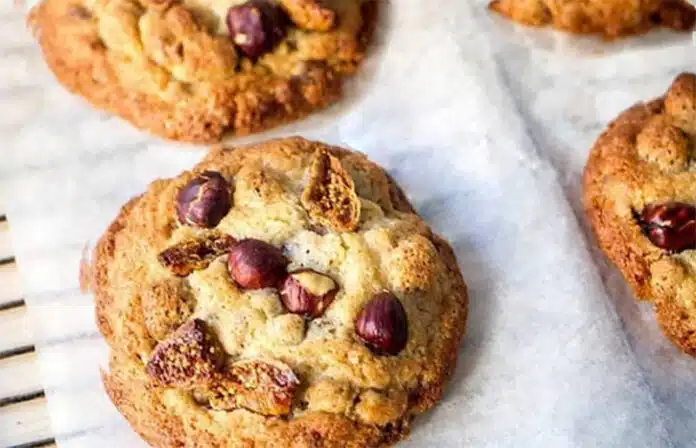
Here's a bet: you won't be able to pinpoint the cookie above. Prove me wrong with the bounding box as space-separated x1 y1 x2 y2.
28 0 377 143
583 73 696 355
489 0 696 38
87 137 468 446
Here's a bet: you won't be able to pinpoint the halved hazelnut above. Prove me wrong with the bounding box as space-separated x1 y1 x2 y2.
176 171 232 228
280 269 338 318
639 202 696 252
355 292 408 356
228 239 289 289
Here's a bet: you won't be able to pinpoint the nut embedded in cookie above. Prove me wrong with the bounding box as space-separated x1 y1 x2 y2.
638 202 696 253
226 0 288 59
228 239 289 289
176 171 232 228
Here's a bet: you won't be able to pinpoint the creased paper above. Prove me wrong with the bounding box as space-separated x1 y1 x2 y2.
2 0 696 446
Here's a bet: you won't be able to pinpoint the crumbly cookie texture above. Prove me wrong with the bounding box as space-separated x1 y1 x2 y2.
489 0 695 38
89 137 468 447
28 0 377 143
583 73 696 355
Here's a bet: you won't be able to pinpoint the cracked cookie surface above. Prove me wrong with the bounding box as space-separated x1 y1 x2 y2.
584 73 696 355
28 0 377 143
489 0 695 38
89 137 468 446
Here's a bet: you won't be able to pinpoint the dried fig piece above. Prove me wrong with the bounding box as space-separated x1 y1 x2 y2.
652 0 696 31
146 319 225 388
301 149 360 232
639 202 696 253
205 359 299 416
228 239 289 289
279 0 336 31
158 234 236 277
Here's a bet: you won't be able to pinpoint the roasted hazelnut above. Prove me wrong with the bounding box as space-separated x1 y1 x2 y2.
226 0 287 58
176 171 232 228
639 202 696 253
280 269 338 318
228 239 289 289
355 292 408 356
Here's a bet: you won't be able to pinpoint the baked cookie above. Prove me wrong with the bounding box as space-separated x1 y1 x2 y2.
584 73 696 355
87 137 468 446
489 0 696 38
28 0 377 143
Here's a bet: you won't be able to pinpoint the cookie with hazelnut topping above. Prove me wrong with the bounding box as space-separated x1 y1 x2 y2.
89 137 468 447
28 0 379 143
584 72 696 355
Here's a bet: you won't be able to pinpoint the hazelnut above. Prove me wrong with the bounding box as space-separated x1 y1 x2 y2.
226 0 287 58
228 239 289 289
67 5 92 19
639 202 696 253
355 292 408 356
280 269 338 318
176 171 232 228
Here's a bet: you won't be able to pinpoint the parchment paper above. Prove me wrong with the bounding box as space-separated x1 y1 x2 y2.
2 0 696 446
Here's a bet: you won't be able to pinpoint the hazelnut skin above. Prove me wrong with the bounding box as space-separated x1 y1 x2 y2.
176 171 232 228
226 0 287 58
280 269 338 318
355 292 408 356
228 239 289 289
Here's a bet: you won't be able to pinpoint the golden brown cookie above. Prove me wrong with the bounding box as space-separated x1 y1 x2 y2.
489 0 696 38
583 73 696 355
87 137 468 446
28 0 378 143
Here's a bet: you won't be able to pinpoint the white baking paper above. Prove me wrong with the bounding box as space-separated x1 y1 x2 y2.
2 0 696 446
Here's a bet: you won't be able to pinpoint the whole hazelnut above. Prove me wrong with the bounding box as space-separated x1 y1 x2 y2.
280 270 338 318
355 292 408 356
226 0 287 58
176 171 232 228
639 202 696 253
228 239 289 289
